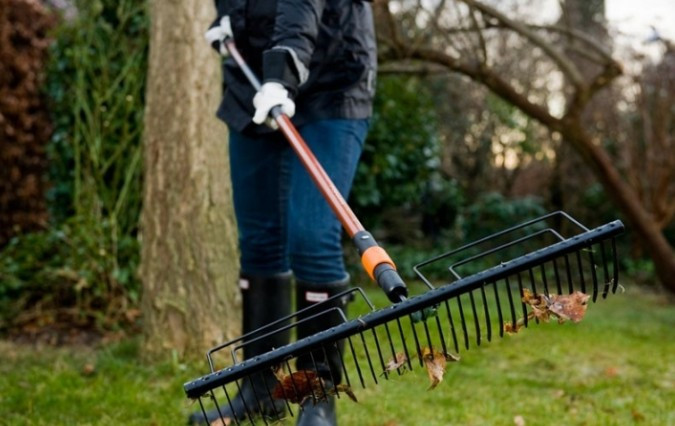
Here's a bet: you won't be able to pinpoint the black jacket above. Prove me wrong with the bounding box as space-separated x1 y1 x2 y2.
214 0 377 134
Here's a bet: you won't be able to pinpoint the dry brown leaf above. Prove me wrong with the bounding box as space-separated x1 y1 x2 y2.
209 417 231 426
546 291 590 323
421 347 458 390
335 384 358 403
382 352 408 375
272 370 321 403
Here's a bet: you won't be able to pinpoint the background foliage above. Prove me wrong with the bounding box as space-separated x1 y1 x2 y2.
0 0 147 333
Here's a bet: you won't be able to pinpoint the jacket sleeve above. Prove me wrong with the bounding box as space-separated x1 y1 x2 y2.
262 0 326 94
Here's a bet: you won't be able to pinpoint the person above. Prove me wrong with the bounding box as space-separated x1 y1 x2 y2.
189 1 377 425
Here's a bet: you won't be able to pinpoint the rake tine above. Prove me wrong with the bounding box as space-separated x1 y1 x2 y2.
527 268 540 325
335 340 352 389
456 295 470 350
273 367 294 418
261 373 281 421
383 322 402 376
479 284 492 341
539 264 550 295
563 254 574 294
409 315 424 366
396 317 414 371
443 300 459 353
588 245 599 302
209 389 229 426
600 241 611 298
233 379 253 423
347 336 366 388
552 258 563 295
516 272 528 328
505 277 517 330
434 313 449 357
246 373 267 424
611 237 620 293
284 360 302 412
422 316 434 354
371 328 388 380
222 385 241 425
575 249 587 294
359 331 378 384
320 346 340 399
468 290 481 346
492 282 505 338
308 352 326 402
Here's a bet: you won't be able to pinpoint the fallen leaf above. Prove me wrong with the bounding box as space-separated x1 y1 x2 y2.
335 384 358 403
209 417 231 426
421 347 458 390
382 352 408 375
546 291 590 323
82 363 96 376
272 370 321 403
513 415 526 426
604 366 619 378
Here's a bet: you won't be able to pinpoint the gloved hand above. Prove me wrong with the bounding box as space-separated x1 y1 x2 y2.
252 82 296 128
204 15 233 56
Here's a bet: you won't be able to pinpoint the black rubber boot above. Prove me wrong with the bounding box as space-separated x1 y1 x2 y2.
294 278 351 426
188 272 292 425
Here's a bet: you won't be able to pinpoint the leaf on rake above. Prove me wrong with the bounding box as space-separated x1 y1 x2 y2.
382 352 409 375
209 417 231 426
271 370 322 403
546 291 590 323
421 347 458 390
334 384 358 403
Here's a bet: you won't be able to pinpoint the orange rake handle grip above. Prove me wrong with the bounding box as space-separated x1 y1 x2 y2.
224 39 408 302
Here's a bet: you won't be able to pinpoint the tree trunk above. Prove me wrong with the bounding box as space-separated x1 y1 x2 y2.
141 0 240 358
561 120 675 291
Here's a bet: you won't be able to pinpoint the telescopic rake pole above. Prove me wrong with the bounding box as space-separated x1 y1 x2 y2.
224 38 408 303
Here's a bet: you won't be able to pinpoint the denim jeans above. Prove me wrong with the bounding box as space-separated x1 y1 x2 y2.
229 119 368 284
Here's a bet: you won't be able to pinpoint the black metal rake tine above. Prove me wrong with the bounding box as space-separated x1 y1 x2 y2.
468 290 481 346
284 360 303 412
492 282 504 338
539 264 550 295
600 241 611 298
208 389 230 426
335 340 352 389
455 295 470 350
307 352 325 402
516 272 528 328
408 314 424 366
359 331 378 384
261 370 282 421
346 336 366 388
422 316 434 354
434 312 449 357
442 300 459 353
563 254 574 294
233 379 253 423
575 249 587 294
396 317 414 370
587 245 599 302
528 267 538 295
320 346 340 398
552 258 563 295
505 277 517 330
611 237 620 293
222 385 241 425
370 328 388 380
480 284 492 342
246 373 267 424
273 367 294 418
382 322 402 376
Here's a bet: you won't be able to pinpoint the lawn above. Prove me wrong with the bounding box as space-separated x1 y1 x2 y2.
0 284 673 425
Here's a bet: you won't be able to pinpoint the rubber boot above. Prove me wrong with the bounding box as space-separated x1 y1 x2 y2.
294 278 351 426
188 272 292 425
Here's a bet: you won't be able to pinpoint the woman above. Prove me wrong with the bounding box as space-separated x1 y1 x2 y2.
191 1 377 425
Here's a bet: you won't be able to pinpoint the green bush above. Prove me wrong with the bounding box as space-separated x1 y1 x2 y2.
0 0 148 331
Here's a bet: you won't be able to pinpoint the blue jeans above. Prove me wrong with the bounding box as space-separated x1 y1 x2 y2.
229 119 368 285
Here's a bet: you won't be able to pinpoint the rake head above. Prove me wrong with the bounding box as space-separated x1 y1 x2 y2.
185 211 624 425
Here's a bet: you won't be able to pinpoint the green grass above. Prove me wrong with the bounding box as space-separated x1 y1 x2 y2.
1 285 673 425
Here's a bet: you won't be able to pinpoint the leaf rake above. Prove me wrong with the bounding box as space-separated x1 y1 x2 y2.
185 37 626 425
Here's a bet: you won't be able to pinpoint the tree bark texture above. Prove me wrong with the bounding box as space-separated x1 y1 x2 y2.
141 0 240 357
